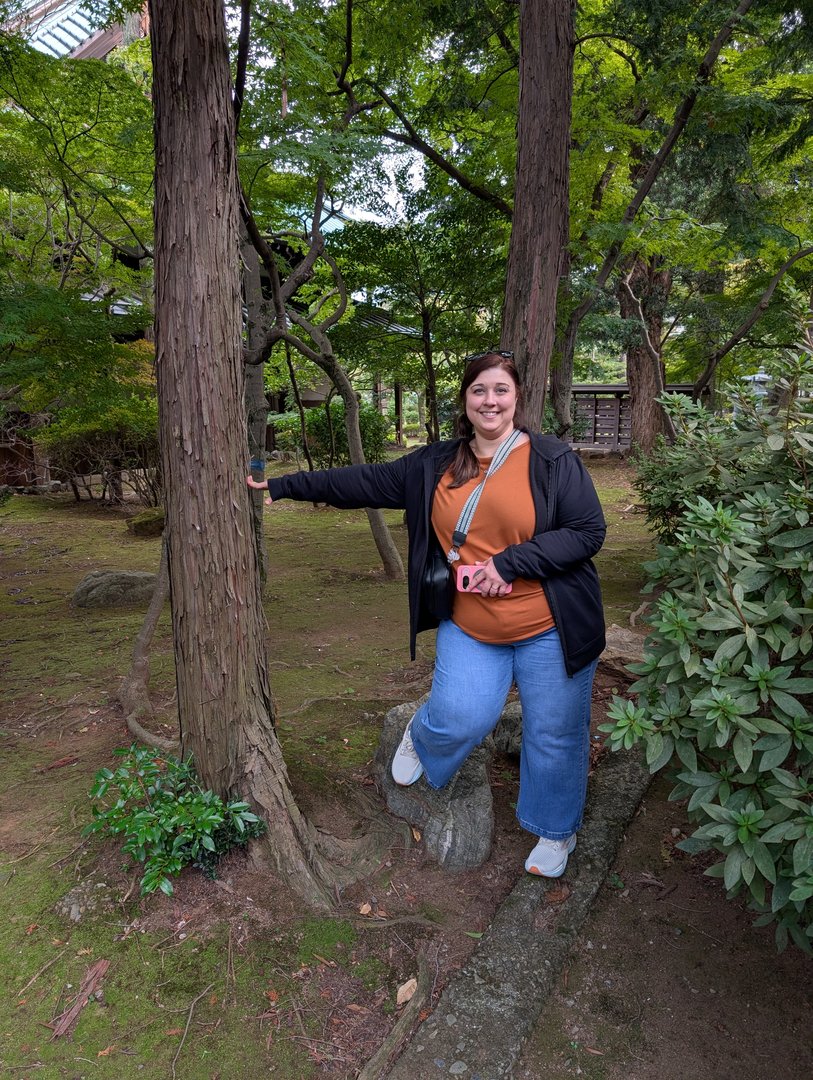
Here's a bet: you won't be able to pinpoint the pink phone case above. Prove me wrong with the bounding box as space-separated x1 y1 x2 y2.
456 565 512 594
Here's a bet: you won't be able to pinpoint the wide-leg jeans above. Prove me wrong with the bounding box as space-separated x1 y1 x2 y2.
410 621 598 840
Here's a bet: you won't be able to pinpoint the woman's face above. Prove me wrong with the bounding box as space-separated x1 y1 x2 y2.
464 365 519 445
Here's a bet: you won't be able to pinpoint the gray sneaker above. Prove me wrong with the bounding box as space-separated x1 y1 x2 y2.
391 720 424 786
525 834 577 878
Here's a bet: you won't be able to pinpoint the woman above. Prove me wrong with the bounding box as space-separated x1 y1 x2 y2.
247 351 606 878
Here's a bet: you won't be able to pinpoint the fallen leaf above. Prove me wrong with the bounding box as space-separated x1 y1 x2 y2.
545 882 571 904
25 924 38 935
396 977 418 1006
411 827 422 842
584 1047 604 1056
312 953 336 967
358 902 372 916
209 993 218 1005
97 1046 114 1057
76 948 93 956
346 1004 368 1015
463 931 483 940
165 1028 183 1037
264 989 279 1004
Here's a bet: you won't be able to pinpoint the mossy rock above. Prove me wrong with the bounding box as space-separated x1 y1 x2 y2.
126 507 165 537
73 570 157 608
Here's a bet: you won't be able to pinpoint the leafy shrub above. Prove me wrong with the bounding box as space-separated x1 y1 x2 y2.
85 746 265 896
271 399 391 466
603 349 813 952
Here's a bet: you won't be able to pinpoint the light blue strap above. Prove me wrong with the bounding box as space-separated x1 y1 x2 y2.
446 429 523 563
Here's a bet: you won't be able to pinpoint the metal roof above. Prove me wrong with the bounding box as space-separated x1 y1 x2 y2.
13 1 120 59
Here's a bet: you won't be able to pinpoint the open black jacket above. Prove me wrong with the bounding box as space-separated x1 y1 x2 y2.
267 433 606 676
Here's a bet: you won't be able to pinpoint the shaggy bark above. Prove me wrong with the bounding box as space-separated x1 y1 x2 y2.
149 0 386 909
501 0 574 430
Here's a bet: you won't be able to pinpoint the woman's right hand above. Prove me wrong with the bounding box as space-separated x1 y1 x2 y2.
246 474 273 505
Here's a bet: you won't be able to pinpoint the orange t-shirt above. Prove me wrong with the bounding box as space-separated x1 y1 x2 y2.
431 441 554 644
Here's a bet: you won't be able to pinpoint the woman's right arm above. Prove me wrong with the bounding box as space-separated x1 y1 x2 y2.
252 454 413 511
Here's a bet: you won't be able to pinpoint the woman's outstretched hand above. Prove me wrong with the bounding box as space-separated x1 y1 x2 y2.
246 474 273 506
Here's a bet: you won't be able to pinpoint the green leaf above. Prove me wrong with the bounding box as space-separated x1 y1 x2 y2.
732 730 753 773
751 841 777 884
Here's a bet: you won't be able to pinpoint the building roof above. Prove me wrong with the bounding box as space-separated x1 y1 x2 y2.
12 0 122 59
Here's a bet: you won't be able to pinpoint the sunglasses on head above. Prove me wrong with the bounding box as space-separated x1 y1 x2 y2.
463 348 514 365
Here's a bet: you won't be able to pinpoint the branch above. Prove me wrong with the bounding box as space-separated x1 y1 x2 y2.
279 176 326 302
694 245 813 396
559 0 755 355
233 0 252 129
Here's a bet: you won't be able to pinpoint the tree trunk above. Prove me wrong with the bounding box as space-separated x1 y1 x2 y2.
501 0 574 431
319 353 405 581
617 255 673 453
242 233 270 584
148 0 376 909
421 311 440 442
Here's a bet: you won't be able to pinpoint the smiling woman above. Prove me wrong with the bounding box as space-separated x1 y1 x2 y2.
247 350 607 879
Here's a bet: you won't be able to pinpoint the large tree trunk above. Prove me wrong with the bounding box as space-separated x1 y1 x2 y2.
148 0 377 909
501 0 574 431
617 255 673 453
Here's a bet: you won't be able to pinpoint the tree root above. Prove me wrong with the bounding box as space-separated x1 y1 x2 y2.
117 537 179 755
356 948 433 1079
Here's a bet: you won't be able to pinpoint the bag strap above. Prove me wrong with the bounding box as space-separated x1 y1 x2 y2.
446 428 523 564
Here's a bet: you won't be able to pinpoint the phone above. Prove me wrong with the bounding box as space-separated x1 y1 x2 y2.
456 565 512 594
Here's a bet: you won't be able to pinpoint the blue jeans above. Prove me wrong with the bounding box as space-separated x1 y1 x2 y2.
410 621 598 840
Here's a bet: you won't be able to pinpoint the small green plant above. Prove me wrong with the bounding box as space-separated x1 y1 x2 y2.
85 745 265 896
603 347 813 953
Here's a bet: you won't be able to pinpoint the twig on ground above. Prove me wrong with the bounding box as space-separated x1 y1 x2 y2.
171 981 214 1080
356 948 433 1080
1 828 60 868
17 946 69 998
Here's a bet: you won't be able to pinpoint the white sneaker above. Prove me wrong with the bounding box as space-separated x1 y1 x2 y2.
391 720 424 786
525 834 577 878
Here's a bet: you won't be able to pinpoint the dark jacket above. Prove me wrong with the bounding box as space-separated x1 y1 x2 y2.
267 433 606 675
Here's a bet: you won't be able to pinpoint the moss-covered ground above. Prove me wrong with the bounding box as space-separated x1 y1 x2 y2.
0 458 654 1077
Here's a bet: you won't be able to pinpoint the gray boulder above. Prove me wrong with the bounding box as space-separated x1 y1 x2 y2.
73 570 157 608
373 700 494 871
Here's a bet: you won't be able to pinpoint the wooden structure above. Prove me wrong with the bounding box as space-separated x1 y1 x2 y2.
568 383 694 450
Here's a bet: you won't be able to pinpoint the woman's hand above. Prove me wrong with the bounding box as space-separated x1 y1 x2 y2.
467 558 510 598
246 474 273 506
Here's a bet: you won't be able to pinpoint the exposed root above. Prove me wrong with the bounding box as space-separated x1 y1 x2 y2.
356 948 433 1079
117 538 179 754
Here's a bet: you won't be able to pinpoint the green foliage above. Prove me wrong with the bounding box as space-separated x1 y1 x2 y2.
271 399 392 467
603 348 813 951
85 746 266 897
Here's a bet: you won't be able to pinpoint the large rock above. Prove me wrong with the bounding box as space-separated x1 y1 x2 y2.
373 701 494 871
73 570 157 608
601 622 647 680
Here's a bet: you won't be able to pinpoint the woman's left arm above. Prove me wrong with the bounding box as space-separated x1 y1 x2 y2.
491 452 606 582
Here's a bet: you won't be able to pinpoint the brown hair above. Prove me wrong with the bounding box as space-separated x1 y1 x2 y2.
447 352 528 488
